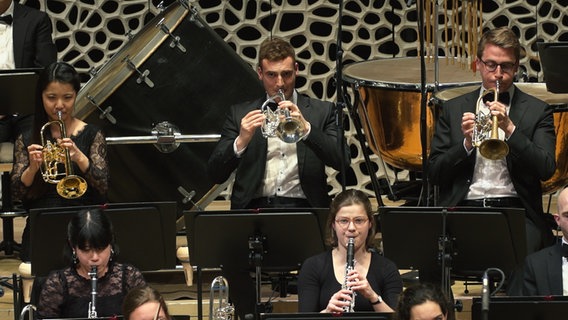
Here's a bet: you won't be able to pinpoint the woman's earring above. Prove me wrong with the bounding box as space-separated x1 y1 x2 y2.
72 250 78 264
110 248 115 261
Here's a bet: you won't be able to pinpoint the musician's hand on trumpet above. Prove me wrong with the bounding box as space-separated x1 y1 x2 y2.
236 109 264 152
485 100 516 138
461 112 477 151
57 137 90 173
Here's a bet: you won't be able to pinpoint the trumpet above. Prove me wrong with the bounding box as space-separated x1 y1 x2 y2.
260 89 305 143
40 111 88 199
209 276 234 320
472 80 509 160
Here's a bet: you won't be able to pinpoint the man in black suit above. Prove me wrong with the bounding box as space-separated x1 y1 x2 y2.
207 37 349 320
429 27 556 257
1 0 57 142
208 37 349 210
522 187 568 296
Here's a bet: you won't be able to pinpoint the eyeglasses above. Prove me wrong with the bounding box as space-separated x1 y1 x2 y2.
335 217 368 227
479 58 516 73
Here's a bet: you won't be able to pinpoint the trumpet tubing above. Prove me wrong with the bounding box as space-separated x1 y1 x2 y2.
472 80 509 160
209 276 234 320
40 111 88 198
260 89 305 143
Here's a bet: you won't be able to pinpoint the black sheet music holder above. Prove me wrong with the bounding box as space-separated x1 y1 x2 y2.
184 208 329 320
379 207 527 283
537 42 568 93
0 69 41 115
30 201 178 276
471 296 568 320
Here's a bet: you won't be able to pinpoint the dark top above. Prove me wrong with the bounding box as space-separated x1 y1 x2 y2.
13 2 57 68
207 93 350 209
37 261 146 318
11 123 109 208
297 250 403 312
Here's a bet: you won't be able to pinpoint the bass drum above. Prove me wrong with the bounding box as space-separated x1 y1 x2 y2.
343 57 480 172
432 83 568 194
75 2 263 205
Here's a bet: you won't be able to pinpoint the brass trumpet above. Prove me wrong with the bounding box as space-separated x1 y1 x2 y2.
260 89 305 143
472 81 509 160
40 111 88 199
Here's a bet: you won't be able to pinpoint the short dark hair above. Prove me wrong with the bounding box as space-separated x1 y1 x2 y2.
477 27 521 62
123 286 171 320
327 189 376 248
64 208 118 265
395 283 455 320
258 37 296 67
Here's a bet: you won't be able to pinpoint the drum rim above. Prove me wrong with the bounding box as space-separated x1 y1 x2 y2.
342 57 481 91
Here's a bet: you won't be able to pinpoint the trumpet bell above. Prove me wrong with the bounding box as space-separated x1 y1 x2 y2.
479 139 509 160
56 175 88 199
277 118 305 143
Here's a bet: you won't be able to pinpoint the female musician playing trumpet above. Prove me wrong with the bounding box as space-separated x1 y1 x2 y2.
11 61 109 262
297 189 403 313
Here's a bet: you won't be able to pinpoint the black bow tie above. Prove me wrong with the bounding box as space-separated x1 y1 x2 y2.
0 14 12 25
482 91 510 105
562 243 568 258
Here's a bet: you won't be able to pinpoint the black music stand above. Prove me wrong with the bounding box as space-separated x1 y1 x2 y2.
0 69 41 116
260 312 393 320
29 201 178 276
379 207 527 295
184 208 329 320
537 42 568 93
471 296 568 320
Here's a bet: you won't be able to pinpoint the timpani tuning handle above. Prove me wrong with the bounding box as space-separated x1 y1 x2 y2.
176 246 193 286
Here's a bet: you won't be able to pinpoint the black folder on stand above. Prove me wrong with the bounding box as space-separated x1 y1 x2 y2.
537 42 568 93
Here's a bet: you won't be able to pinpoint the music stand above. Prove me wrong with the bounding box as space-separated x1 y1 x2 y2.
537 42 568 93
471 296 568 320
378 206 527 292
260 312 393 320
0 69 41 115
184 208 329 320
29 201 178 276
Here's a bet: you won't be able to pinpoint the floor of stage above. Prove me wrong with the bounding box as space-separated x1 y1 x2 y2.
0 196 560 320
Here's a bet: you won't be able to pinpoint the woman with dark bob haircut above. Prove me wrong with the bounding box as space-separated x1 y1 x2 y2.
395 283 455 320
123 286 172 320
37 208 146 318
298 189 403 313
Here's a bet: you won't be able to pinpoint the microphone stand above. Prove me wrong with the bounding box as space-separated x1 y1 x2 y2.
335 0 347 191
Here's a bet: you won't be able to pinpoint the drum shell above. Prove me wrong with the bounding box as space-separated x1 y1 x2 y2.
76 3 264 204
344 57 480 172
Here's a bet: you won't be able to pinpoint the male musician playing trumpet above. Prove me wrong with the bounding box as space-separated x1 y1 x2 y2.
429 27 557 255
208 37 349 320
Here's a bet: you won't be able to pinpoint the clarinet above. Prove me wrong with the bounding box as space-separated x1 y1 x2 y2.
88 266 98 318
342 237 356 312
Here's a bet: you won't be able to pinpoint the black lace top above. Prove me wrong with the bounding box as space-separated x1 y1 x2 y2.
11 124 109 208
37 261 146 318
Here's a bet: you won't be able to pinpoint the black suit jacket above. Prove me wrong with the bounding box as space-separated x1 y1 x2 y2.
12 2 57 68
522 242 564 296
208 93 349 209
428 86 556 245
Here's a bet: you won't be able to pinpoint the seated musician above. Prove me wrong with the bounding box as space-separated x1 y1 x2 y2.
297 189 402 313
10 61 109 262
394 283 455 320
429 26 556 257
37 207 147 318
207 37 349 320
520 187 568 296
123 286 172 320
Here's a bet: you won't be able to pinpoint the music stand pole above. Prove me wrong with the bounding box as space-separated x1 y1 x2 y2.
335 0 347 190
